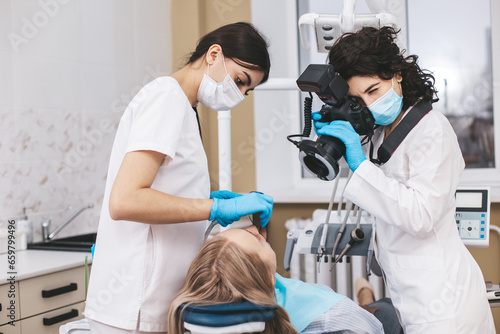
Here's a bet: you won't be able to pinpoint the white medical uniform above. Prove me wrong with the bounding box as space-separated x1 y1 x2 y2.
344 106 495 333
84 77 210 332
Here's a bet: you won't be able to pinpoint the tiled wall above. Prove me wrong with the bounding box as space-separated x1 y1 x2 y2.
0 0 172 242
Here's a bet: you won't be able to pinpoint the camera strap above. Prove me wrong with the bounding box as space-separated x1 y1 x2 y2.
370 100 432 165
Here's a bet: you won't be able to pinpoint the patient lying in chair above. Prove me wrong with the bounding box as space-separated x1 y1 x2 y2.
167 226 391 334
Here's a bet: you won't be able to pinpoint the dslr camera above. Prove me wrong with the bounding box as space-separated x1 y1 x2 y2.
288 64 375 181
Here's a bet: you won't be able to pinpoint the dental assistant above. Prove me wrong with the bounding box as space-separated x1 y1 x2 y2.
84 22 272 334
315 27 494 333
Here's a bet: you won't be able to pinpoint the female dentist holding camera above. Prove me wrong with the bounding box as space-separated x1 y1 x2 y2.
314 27 494 333
85 22 273 334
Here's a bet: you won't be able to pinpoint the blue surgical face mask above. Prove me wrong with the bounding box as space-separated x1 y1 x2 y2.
368 78 403 126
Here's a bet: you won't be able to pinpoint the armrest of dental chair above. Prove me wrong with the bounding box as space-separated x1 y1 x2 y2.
181 302 277 334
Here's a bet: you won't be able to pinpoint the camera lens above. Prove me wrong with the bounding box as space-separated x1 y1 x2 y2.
303 155 330 179
297 136 344 181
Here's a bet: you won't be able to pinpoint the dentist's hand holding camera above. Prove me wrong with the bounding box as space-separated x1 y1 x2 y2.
312 112 366 172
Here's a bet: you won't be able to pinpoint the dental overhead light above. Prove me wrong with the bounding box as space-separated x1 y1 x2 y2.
298 0 398 53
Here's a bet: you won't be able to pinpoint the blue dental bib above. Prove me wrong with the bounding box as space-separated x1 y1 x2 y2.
274 273 346 332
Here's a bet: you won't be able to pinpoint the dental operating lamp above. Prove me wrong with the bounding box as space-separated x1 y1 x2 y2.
298 0 398 53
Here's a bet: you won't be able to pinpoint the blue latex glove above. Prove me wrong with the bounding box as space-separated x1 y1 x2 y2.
209 192 273 227
210 190 242 200
315 120 366 171
312 111 328 136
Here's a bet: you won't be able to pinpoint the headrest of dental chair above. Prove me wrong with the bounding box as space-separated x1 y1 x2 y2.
181 302 277 327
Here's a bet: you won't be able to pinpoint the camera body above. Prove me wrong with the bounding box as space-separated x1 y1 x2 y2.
291 64 375 181
316 98 375 136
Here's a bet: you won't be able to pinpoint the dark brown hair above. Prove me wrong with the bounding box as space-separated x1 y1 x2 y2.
328 26 438 110
187 22 271 85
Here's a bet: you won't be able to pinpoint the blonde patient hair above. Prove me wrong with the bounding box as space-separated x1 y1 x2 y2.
167 233 298 334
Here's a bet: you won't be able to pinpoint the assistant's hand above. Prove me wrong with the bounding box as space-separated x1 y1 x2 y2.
316 120 366 171
210 190 242 200
209 192 273 227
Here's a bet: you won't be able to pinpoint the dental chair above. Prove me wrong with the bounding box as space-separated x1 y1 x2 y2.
182 302 277 334
59 302 276 334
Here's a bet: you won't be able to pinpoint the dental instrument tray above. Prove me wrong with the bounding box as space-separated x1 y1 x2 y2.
305 223 372 255
287 220 372 257
284 209 373 272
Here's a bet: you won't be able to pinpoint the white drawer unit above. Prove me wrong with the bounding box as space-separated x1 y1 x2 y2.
19 302 85 334
0 265 89 334
19 266 86 319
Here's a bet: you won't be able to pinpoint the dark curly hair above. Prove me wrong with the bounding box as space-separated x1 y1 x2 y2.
328 26 438 110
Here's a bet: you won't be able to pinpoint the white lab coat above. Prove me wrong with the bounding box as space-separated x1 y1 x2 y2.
344 106 495 333
85 77 210 332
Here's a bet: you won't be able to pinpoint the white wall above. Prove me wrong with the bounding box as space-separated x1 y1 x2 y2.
0 0 172 241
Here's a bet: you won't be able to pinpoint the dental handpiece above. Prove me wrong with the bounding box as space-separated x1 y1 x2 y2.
331 227 365 267
355 206 362 229
337 169 353 217
204 220 217 239
331 200 353 260
252 212 261 229
318 171 341 256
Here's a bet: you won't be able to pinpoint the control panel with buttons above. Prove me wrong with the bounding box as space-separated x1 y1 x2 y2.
455 189 489 247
